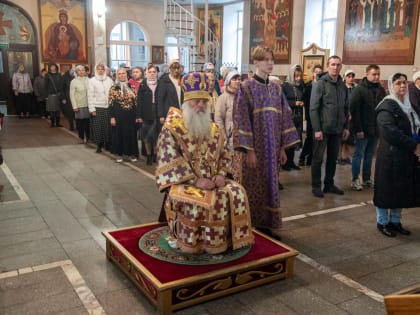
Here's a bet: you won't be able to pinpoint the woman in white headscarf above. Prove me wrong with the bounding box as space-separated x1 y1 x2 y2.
374 73 420 237
88 63 114 153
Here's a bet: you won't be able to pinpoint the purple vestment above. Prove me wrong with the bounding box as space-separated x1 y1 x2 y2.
233 78 300 230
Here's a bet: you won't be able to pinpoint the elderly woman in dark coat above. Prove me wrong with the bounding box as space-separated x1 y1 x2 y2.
108 67 139 163
374 73 420 237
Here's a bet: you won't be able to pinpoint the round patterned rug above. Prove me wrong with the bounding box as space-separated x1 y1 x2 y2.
139 226 251 266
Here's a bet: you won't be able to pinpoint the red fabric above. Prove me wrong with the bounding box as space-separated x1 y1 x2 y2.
109 223 290 284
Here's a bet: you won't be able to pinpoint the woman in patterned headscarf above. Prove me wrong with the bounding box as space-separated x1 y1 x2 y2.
108 67 139 163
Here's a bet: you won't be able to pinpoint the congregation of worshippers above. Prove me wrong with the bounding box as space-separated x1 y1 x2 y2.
11 48 420 247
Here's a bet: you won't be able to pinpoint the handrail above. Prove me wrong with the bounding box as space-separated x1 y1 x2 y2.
165 0 220 69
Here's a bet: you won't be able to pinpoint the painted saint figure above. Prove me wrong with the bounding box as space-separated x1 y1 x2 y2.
45 9 83 60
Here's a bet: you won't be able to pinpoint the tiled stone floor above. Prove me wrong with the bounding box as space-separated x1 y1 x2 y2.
1 116 419 314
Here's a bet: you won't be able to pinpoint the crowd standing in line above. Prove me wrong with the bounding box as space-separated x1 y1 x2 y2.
10 46 420 241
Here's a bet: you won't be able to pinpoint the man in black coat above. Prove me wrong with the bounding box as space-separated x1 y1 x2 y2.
350 65 386 191
157 59 183 127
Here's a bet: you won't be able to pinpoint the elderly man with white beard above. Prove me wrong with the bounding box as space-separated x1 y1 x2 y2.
155 72 254 254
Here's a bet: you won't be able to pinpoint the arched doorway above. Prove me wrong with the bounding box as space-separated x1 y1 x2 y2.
0 1 38 115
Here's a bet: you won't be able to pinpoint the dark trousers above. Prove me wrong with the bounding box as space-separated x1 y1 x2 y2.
37 100 47 117
16 93 32 115
285 147 296 167
299 124 313 163
50 111 61 126
311 133 340 189
76 118 90 140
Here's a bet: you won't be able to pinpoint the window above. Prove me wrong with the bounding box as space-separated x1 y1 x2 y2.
303 0 338 54
109 21 148 70
222 2 244 72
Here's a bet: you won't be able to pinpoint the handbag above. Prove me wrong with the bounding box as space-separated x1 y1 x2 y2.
74 106 90 119
46 93 61 112
46 74 61 112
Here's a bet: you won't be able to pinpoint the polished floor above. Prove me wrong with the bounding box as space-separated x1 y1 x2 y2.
1 116 420 314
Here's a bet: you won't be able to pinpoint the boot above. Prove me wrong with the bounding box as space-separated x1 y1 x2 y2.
146 154 152 165
55 116 63 127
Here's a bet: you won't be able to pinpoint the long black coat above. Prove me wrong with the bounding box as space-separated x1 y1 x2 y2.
373 98 419 209
350 77 386 137
137 79 158 121
157 73 183 120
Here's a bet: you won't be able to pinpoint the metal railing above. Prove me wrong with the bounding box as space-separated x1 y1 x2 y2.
164 0 221 72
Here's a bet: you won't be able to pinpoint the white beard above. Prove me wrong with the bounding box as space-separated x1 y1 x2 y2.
182 102 211 140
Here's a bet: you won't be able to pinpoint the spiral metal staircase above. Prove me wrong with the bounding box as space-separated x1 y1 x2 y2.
164 0 221 71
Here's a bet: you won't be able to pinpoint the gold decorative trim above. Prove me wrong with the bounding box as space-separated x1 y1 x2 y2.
175 276 233 300
235 262 284 285
253 107 282 114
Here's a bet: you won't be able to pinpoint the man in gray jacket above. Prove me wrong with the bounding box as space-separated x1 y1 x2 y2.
310 55 350 198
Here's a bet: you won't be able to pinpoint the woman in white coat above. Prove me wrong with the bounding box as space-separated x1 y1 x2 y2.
70 65 90 143
88 63 114 152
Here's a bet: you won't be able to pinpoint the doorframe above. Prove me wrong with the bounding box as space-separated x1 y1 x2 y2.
0 1 39 115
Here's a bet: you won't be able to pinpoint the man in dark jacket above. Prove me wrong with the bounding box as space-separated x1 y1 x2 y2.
350 65 386 191
157 59 183 127
409 71 420 118
310 55 350 198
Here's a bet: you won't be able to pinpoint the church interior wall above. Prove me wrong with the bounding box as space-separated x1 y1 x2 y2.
4 0 420 79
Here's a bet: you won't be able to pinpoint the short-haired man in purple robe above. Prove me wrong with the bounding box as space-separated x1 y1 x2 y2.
232 46 300 240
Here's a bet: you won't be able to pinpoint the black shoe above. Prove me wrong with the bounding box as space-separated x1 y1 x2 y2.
323 185 344 195
377 223 397 237
96 147 102 153
387 222 411 235
298 159 305 167
290 163 301 170
146 155 152 165
278 183 284 190
56 124 64 127
312 188 324 198
282 165 291 171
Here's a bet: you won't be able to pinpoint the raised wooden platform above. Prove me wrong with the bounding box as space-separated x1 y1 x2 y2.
385 284 420 315
102 222 298 315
